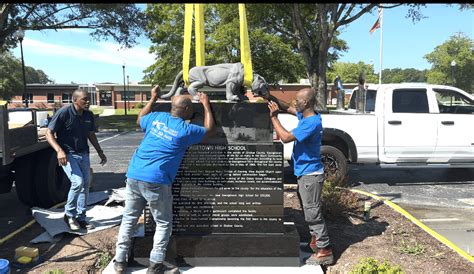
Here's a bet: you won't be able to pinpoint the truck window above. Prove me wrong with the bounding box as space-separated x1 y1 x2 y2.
392 89 429 113
433 88 474 114
348 89 377 111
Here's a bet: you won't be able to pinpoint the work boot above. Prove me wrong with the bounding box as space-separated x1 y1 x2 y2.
146 261 180 274
64 214 80 231
305 246 334 266
77 219 95 230
113 260 127 274
309 234 318 252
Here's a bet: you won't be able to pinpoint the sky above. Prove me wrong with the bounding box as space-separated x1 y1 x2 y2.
10 4 473 85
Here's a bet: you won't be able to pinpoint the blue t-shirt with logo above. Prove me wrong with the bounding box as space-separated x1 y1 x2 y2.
126 112 206 184
291 112 324 176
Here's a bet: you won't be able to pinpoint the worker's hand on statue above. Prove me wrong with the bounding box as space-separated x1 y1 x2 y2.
151 85 161 100
98 151 107 166
198 92 210 107
268 101 279 117
57 150 67 166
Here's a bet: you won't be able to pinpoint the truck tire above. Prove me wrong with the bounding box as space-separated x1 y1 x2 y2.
34 148 71 208
13 155 39 207
321 145 348 185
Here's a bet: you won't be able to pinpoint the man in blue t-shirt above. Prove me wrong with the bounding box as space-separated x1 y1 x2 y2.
266 88 333 266
114 85 215 274
46 89 107 232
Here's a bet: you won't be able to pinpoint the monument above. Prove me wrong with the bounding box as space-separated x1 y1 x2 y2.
133 92 300 266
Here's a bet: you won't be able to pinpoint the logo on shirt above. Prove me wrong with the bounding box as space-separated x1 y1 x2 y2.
151 120 178 141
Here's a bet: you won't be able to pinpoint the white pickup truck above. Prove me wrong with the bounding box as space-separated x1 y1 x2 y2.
277 83 474 184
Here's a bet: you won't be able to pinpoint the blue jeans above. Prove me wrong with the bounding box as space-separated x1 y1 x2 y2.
115 178 173 264
62 152 90 221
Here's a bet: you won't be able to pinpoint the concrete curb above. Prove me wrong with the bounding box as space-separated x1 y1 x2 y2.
346 188 474 264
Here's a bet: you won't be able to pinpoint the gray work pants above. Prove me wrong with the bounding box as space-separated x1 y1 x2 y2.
297 174 330 248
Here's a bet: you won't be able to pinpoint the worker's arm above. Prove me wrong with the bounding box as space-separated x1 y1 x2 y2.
268 101 296 143
199 92 216 137
137 85 161 126
88 132 107 165
45 129 67 166
261 92 297 116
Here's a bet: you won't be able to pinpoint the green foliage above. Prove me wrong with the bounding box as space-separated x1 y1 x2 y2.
350 257 404 274
0 51 22 99
95 251 113 270
424 33 473 92
143 4 306 88
322 180 359 220
382 68 427 83
0 51 53 99
1 4 146 51
43 270 65 274
135 102 145 109
327 61 378 84
399 239 426 255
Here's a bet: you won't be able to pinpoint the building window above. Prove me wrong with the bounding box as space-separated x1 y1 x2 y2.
47 93 54 103
22 93 33 103
62 93 72 103
124 90 135 101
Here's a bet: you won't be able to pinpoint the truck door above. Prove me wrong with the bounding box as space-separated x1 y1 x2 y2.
433 88 474 163
383 88 437 162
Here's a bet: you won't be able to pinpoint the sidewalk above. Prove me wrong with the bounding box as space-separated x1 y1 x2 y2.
103 243 323 274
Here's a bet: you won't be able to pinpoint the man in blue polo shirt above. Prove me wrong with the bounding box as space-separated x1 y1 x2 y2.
266 88 333 266
46 89 107 232
113 85 215 274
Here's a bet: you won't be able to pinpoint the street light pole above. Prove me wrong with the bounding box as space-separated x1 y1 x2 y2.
122 62 127 116
127 75 130 111
450 60 456 87
15 28 28 108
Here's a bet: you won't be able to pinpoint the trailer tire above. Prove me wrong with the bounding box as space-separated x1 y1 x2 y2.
321 145 348 186
35 148 70 208
14 155 38 207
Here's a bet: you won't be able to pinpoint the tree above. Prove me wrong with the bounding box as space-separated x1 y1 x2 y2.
0 3 146 52
0 51 53 99
381 68 427 83
143 4 306 88
424 33 473 92
327 62 378 84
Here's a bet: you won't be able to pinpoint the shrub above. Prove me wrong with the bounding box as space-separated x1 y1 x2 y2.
322 180 359 220
135 102 145 109
350 257 404 274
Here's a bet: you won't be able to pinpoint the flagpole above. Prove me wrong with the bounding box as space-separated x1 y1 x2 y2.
379 8 383 85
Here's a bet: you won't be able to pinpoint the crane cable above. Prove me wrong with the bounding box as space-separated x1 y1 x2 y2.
182 3 253 87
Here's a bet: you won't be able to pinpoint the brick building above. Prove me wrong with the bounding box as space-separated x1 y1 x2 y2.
7 81 360 109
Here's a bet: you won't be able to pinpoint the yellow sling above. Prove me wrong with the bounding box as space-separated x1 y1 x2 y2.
183 4 253 86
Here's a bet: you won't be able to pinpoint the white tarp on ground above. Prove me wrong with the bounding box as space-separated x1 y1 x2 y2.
30 190 124 244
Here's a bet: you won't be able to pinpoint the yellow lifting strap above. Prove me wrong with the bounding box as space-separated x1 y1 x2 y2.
183 3 253 86
183 4 205 86
239 4 253 87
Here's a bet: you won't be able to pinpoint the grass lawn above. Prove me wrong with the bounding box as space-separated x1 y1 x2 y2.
96 114 140 131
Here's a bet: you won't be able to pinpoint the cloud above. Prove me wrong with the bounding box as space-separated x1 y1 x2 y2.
22 38 155 68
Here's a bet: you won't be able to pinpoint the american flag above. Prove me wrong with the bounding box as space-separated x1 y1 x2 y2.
369 7 383 34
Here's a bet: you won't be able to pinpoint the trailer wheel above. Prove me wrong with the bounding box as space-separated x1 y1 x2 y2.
35 148 70 208
321 145 348 186
13 155 39 207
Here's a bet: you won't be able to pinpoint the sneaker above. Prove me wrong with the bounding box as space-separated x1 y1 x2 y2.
309 234 318 252
77 219 95 230
64 215 81 231
305 246 334 266
113 260 127 274
147 261 180 274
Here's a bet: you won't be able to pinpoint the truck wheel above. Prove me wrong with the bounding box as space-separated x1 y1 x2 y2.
321 145 348 186
35 148 71 208
13 155 39 207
